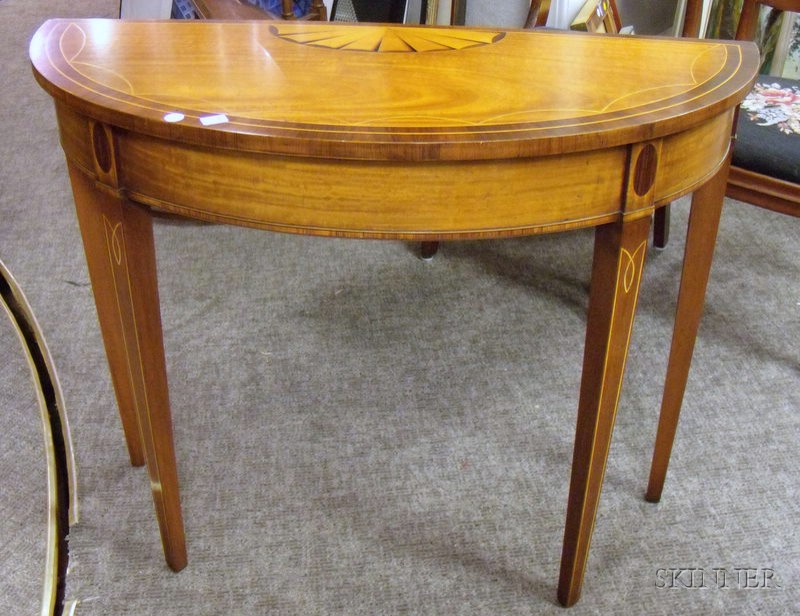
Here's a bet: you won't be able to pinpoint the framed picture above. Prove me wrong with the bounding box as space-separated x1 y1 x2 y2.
408 0 444 24
704 1 797 75
570 0 619 33
422 0 440 24
773 11 800 78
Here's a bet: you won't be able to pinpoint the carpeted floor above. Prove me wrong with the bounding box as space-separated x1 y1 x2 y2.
2 1 799 614
1 287 49 616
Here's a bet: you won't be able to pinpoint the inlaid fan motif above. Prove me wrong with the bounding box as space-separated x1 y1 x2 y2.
270 24 505 52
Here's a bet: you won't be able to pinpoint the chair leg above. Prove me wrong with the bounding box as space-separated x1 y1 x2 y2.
653 204 670 248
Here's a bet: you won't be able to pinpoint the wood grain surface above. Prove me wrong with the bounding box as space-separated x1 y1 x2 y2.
31 19 759 160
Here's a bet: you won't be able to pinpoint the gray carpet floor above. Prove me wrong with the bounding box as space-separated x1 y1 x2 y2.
1 298 49 615
2 1 799 614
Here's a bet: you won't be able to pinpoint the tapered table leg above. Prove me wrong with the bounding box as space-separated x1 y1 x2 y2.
646 157 730 503
557 215 650 607
68 161 187 571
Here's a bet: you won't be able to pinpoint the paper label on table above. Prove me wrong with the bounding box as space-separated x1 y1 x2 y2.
199 114 229 126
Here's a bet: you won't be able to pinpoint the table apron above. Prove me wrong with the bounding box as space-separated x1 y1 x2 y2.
55 104 734 240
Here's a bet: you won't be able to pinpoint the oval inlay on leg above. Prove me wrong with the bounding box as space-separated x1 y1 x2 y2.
633 143 658 197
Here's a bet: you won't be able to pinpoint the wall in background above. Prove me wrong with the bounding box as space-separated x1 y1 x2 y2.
120 0 173 18
464 0 530 27
616 0 681 34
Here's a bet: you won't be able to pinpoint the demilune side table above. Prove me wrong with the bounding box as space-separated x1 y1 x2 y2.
30 19 758 606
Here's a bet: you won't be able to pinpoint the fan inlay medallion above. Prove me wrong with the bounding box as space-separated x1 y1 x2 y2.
270 24 505 52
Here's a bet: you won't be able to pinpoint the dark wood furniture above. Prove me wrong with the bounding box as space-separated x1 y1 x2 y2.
30 18 757 607
647 0 800 502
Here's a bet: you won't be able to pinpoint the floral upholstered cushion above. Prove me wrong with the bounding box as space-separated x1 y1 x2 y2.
734 77 800 184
